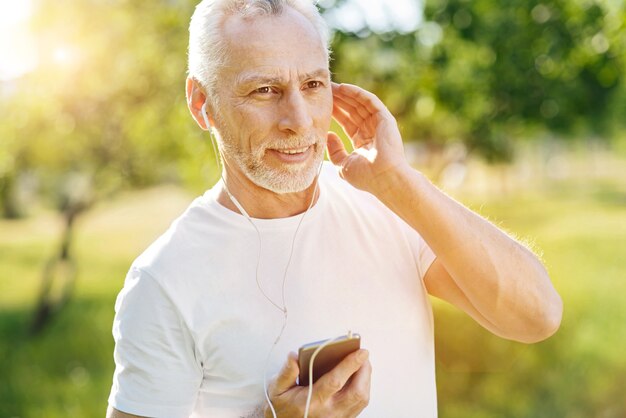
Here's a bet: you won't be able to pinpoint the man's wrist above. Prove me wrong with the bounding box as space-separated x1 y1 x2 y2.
370 163 425 204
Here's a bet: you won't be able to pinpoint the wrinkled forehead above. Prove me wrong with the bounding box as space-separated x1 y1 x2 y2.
219 6 329 73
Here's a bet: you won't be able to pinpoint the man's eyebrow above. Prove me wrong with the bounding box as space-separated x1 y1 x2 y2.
300 69 331 81
236 74 283 87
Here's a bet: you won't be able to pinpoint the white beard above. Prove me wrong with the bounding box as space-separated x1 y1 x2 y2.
217 133 325 194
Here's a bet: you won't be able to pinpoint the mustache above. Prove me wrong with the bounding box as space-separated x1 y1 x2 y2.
264 134 324 150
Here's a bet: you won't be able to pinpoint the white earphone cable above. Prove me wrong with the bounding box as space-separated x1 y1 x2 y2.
303 335 345 418
201 102 326 418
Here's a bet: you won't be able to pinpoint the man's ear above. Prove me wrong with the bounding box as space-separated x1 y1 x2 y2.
186 77 215 130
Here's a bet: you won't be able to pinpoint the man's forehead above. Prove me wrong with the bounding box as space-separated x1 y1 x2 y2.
219 7 327 57
217 9 329 86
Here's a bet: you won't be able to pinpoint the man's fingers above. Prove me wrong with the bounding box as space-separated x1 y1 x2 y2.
333 84 390 141
332 83 386 115
269 352 299 396
336 358 372 409
333 94 370 123
326 132 350 167
333 86 377 115
314 349 369 400
332 103 360 138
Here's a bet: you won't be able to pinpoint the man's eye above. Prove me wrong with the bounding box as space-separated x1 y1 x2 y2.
255 86 272 94
306 80 322 89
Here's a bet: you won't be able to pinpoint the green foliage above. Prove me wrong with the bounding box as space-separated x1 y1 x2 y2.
429 0 623 145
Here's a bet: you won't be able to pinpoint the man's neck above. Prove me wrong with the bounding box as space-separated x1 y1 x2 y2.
216 169 320 219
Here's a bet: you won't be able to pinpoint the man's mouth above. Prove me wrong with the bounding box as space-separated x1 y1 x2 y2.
275 146 310 155
267 144 316 163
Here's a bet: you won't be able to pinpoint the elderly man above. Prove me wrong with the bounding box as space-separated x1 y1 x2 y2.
106 0 562 417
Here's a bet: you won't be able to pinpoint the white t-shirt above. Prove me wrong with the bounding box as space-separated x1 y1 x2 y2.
109 163 438 417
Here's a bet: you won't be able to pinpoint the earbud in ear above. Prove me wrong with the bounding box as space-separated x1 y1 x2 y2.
201 100 212 131
201 100 221 165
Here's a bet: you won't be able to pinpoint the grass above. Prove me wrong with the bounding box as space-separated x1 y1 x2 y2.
0 185 193 418
1 161 625 417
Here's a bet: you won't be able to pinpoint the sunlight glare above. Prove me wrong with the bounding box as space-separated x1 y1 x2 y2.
0 0 37 81
53 47 75 66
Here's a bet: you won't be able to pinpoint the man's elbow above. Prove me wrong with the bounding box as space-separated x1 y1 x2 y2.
516 261 563 344
539 292 564 340
516 292 563 344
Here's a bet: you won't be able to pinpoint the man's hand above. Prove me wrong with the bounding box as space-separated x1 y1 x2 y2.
327 82 410 195
106 406 144 418
265 350 371 418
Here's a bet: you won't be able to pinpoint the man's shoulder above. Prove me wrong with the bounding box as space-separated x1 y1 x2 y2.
130 191 229 282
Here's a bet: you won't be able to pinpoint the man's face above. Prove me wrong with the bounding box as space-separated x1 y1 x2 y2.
212 7 333 194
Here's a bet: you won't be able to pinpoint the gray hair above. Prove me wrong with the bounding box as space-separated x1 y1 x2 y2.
188 0 330 104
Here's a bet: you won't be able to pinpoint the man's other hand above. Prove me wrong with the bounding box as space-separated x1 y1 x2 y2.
106 406 144 418
265 349 371 418
327 82 409 195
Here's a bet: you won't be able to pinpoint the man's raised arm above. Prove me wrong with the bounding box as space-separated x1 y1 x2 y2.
327 82 562 344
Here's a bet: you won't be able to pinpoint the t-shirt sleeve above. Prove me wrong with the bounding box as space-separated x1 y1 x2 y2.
108 267 203 418
403 225 437 281
417 238 437 281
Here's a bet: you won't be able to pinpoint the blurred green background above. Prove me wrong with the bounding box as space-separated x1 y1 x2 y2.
1 0 625 417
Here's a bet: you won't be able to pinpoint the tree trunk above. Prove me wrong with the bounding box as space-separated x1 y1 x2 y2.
0 174 23 219
30 206 81 335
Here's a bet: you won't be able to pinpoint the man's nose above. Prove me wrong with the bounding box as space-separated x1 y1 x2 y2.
278 90 313 135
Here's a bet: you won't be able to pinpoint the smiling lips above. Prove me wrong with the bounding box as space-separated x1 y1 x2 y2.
275 146 310 155
269 144 315 163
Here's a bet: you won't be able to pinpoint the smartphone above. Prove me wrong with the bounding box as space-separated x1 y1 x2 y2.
297 333 361 386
